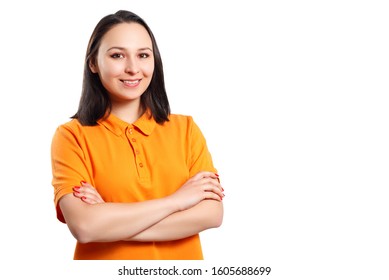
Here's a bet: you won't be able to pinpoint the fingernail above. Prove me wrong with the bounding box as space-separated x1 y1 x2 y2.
81 196 86 200
73 186 80 191
80 181 86 185
215 173 219 177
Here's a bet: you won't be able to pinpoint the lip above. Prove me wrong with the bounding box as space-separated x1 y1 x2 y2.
121 79 141 88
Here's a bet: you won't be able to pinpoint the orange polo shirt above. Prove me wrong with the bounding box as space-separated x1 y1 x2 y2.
51 112 217 260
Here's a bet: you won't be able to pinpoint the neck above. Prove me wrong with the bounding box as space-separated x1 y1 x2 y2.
110 100 144 124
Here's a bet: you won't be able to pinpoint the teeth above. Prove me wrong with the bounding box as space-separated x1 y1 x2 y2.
123 80 139 85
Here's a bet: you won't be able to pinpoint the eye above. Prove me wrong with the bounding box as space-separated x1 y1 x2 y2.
139 53 150 59
111 53 124 59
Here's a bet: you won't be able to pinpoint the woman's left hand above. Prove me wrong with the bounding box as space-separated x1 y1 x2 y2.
73 181 105 204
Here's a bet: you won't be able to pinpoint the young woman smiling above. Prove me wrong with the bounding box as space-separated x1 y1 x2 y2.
50 10 224 260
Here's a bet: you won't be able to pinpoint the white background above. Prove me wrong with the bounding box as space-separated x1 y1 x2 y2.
1 0 388 279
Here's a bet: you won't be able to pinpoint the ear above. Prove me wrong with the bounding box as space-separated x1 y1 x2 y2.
89 59 98 73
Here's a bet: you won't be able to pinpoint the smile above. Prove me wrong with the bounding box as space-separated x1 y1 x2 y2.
121 79 141 87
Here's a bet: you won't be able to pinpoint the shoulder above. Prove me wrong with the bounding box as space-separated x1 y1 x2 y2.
55 118 108 135
167 113 194 125
54 119 85 136
163 113 206 138
164 113 199 132
59 118 82 129
52 118 102 144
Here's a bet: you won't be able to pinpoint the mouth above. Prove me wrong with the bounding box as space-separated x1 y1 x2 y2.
121 79 141 87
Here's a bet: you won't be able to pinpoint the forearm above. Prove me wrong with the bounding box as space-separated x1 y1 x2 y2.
128 200 223 242
64 171 224 243
59 194 178 243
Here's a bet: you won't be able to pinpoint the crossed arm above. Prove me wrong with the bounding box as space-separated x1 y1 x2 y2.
59 171 224 243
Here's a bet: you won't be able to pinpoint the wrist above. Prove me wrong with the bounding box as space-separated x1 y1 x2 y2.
162 195 181 213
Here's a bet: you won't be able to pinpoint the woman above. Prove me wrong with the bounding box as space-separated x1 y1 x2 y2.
50 10 224 260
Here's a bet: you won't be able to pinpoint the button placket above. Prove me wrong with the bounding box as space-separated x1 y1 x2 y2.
126 126 148 178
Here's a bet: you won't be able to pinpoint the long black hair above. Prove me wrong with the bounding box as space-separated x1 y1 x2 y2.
72 10 170 125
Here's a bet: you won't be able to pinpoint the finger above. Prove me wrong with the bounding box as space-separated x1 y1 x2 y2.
73 187 82 198
81 195 98 205
73 186 83 196
73 187 92 202
80 182 105 203
203 190 223 201
198 177 223 192
80 181 94 188
94 193 104 203
73 186 90 197
74 191 103 205
192 171 219 181
203 184 225 200
83 189 105 203
79 185 97 196
73 186 105 204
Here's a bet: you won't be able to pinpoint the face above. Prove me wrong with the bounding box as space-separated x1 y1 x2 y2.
90 23 154 106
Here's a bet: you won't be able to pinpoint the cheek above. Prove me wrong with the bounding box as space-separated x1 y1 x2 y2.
99 60 124 79
142 64 155 77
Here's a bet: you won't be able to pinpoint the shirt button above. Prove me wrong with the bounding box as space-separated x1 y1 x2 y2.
131 138 136 142
139 163 144 168
135 150 140 155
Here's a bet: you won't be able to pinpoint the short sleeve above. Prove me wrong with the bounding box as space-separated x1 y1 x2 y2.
50 124 92 223
188 117 217 177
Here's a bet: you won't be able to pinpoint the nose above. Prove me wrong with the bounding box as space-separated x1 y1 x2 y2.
125 57 140 74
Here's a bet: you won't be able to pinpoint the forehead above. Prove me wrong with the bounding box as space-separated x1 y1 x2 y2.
100 22 152 50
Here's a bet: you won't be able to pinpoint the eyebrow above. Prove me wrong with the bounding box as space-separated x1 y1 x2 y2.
106 46 153 52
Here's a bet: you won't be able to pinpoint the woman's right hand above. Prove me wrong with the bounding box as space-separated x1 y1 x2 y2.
73 181 105 205
167 171 224 212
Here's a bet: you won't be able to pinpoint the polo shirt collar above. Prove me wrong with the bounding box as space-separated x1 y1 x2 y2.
98 110 156 136
133 110 156 136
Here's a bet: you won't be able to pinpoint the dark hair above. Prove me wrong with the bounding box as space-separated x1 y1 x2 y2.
72 10 170 125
